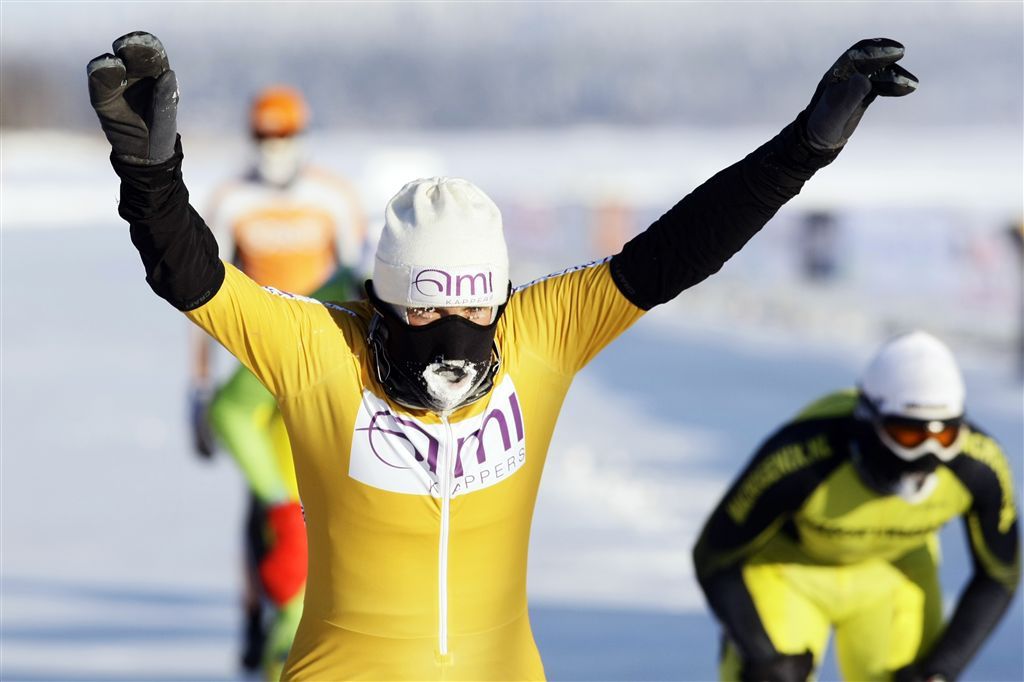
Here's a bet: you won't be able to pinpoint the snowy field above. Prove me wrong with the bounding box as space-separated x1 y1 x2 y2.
2 133 1022 680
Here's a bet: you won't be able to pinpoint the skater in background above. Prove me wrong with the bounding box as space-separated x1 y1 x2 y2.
693 331 1019 682
89 32 917 680
187 86 367 677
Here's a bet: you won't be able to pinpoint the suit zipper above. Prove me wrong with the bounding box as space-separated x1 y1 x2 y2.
438 412 454 657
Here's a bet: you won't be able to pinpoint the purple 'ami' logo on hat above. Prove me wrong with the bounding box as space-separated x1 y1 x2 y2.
409 264 495 306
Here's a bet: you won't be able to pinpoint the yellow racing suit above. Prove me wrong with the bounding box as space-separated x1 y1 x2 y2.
114 112 842 678
693 391 1020 681
187 261 644 679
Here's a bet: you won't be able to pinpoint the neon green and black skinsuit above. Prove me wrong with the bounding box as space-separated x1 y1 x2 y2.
693 391 1020 681
111 113 841 679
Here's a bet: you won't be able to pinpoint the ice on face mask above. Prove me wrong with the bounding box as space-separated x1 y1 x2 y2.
421 360 480 412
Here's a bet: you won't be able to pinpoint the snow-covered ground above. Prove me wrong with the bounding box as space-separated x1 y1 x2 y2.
2 132 1021 680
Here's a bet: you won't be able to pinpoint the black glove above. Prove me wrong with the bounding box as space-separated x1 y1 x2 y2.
893 663 949 682
803 38 918 151
189 385 218 459
741 651 814 682
87 31 178 165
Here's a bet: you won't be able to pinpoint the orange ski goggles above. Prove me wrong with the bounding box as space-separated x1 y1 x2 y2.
879 415 962 450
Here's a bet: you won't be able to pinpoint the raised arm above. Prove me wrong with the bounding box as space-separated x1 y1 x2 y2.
87 32 347 400
87 32 223 310
610 38 917 310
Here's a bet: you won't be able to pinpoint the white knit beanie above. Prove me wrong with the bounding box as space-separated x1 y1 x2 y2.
373 177 509 308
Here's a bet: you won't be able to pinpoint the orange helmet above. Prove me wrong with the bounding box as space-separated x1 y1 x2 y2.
250 86 309 138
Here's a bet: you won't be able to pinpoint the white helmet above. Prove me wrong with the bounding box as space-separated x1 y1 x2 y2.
860 330 965 421
857 330 966 464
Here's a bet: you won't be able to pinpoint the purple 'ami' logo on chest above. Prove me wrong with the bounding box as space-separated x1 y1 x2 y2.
408 265 495 306
349 378 527 496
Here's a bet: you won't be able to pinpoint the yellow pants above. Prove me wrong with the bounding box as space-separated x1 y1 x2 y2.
720 536 944 682
210 364 302 681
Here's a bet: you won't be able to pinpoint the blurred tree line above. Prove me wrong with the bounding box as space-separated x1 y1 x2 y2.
2 2 1020 131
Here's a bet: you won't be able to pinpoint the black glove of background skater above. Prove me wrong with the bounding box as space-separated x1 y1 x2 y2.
87 31 178 165
803 37 918 151
189 386 218 459
742 651 815 682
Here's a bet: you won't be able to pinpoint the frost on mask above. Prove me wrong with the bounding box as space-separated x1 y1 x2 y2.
421 360 481 412
366 281 507 413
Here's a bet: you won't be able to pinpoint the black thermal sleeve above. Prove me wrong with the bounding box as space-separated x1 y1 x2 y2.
926 439 1021 679
918 572 1015 680
609 117 839 310
699 563 778 662
111 136 225 311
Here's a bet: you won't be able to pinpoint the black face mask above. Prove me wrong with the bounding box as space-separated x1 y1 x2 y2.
366 281 508 413
851 420 941 497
